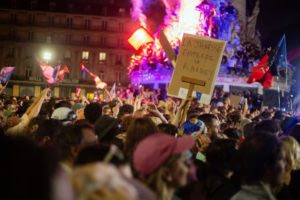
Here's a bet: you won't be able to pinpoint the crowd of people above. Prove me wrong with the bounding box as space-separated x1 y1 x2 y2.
225 42 261 76
1 86 300 200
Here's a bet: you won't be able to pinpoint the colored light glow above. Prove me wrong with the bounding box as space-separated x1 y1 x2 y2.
128 27 154 51
128 0 241 85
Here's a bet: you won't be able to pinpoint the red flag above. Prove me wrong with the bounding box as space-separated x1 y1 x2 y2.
247 54 273 88
57 65 69 81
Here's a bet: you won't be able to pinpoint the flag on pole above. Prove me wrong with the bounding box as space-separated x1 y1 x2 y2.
0 66 15 84
39 62 69 84
247 54 273 88
269 35 287 76
110 83 116 99
80 62 107 89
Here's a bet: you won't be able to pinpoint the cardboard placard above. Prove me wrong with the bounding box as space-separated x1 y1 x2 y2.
167 34 226 99
230 95 242 107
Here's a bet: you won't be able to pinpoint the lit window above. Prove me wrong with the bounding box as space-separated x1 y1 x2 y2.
119 8 125 16
99 52 106 63
82 51 89 60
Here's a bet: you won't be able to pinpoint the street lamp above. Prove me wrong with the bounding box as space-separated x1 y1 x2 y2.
42 51 52 63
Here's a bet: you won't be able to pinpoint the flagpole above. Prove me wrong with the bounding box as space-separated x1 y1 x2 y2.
277 76 280 109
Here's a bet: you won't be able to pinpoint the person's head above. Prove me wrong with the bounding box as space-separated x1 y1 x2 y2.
26 116 46 138
243 122 256 139
72 163 138 200
255 120 282 136
205 139 238 176
133 133 194 199
118 104 134 121
0 136 59 200
102 104 113 116
227 111 242 127
74 120 98 149
198 114 220 139
261 111 273 120
238 132 286 188
280 136 300 171
53 125 83 163
273 111 285 121
51 107 77 125
94 115 120 144
75 144 125 167
223 128 241 140
84 102 102 124
158 123 178 136
289 124 300 144
35 119 63 146
125 117 158 157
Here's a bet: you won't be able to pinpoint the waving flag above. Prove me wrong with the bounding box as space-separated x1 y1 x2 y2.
39 62 69 84
269 35 287 76
80 62 107 89
57 65 69 82
247 54 273 88
0 66 15 84
110 83 116 98
39 63 56 84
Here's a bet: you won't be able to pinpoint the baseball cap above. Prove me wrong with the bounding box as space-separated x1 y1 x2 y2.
51 107 76 122
133 133 194 177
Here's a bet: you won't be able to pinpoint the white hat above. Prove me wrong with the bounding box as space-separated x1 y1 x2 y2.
51 107 74 121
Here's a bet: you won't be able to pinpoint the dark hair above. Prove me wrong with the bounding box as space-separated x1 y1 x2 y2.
205 139 238 175
53 125 83 160
0 137 59 200
84 103 102 124
273 111 285 121
125 117 158 157
157 123 178 136
288 124 300 144
261 111 272 120
75 144 126 167
198 114 218 128
94 115 119 141
226 111 242 125
243 122 256 139
255 120 281 135
223 128 241 140
118 104 134 120
35 119 63 143
238 132 282 184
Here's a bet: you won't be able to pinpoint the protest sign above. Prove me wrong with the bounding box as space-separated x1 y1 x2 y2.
230 95 242 107
168 34 226 100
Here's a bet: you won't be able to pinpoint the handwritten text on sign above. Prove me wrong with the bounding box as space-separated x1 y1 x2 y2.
168 34 226 99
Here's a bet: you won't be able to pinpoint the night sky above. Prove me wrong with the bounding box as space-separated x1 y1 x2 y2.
257 0 300 49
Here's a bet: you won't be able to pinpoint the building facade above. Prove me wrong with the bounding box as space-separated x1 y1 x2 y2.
0 0 137 97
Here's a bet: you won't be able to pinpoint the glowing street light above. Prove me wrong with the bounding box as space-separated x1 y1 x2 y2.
42 51 52 62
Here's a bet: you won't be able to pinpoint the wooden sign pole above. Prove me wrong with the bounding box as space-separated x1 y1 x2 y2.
179 76 206 126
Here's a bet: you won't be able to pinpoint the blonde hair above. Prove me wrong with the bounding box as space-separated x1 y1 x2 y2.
281 136 300 170
145 155 180 200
